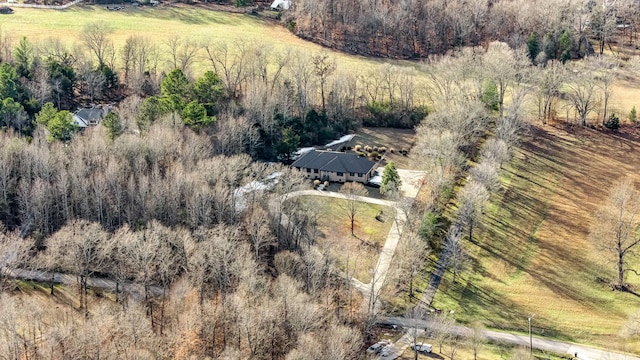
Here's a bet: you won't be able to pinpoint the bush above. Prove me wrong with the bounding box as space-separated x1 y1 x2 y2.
287 20 296 32
364 145 372 152
313 179 321 188
357 151 366 157
604 113 620 131
379 146 387 153
354 144 362 152
369 151 380 160
373 146 379 152
323 181 329 188
629 106 637 123
389 148 395 153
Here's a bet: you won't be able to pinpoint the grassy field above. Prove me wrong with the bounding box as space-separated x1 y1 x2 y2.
296 195 393 283
432 123 640 353
0 4 391 74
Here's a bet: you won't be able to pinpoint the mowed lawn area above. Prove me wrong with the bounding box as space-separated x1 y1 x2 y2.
296 195 393 284
433 124 640 353
0 5 385 73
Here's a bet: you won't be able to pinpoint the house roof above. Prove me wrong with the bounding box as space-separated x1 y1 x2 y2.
72 108 107 128
292 150 376 174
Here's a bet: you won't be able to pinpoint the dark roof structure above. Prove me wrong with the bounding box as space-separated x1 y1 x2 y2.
72 107 110 127
292 150 376 174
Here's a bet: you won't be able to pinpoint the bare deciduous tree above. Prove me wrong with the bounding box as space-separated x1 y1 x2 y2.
80 21 114 66
339 181 368 236
590 177 640 290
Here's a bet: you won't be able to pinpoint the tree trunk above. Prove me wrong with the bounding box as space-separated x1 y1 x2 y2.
618 251 625 289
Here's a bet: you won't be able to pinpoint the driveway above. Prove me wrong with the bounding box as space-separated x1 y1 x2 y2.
281 190 407 312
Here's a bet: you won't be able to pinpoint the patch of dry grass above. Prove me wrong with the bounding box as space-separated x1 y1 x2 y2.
298 195 393 283
350 127 416 169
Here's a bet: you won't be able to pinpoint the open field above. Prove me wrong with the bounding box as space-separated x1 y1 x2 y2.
432 123 640 353
296 195 393 283
0 4 398 74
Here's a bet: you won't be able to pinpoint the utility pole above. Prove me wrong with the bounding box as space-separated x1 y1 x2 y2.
528 313 535 355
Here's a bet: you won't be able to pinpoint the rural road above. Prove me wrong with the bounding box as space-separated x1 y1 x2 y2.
5 267 163 300
377 317 640 360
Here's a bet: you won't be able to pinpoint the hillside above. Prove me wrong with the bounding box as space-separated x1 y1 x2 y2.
433 123 640 353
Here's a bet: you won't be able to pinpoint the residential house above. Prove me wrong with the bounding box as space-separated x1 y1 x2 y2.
72 106 110 129
291 150 377 184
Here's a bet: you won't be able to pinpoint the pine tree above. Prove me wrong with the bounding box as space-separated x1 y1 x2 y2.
380 161 401 195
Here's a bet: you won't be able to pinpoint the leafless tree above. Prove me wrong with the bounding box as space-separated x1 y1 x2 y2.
444 227 467 284
45 220 108 313
457 180 489 242
204 40 249 99
565 66 599 126
430 311 455 354
80 21 114 66
534 61 566 124
339 181 368 236
0 228 29 293
311 52 336 112
590 177 640 290
164 35 200 74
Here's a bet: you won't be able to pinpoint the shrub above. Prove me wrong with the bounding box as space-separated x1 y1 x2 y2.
286 20 296 32
354 144 362 151
370 151 380 160
629 106 637 123
324 181 329 188
604 113 620 131
389 148 395 153
373 146 379 152
313 179 321 188
357 151 366 157
364 145 372 152
379 146 387 153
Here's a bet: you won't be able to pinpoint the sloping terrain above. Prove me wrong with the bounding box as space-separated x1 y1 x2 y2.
434 123 640 353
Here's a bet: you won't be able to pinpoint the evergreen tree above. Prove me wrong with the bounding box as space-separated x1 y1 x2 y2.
527 32 539 63
629 106 637 123
13 37 33 79
102 111 123 140
181 100 214 132
380 161 401 195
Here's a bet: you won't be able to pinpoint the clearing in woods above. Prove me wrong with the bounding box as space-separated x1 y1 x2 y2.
432 123 640 353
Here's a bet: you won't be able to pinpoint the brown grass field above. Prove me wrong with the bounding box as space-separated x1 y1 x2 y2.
433 123 640 353
296 195 393 284
351 127 416 169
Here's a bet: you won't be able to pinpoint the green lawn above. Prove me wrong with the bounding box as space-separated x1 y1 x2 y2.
432 124 640 353
296 195 393 283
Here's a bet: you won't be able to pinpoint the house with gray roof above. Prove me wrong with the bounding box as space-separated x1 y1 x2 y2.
291 150 377 184
72 107 110 129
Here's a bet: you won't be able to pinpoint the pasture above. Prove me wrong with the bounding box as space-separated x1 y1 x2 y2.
432 123 640 353
0 4 388 74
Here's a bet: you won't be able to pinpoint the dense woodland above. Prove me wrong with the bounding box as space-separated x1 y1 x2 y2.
0 0 639 358
286 0 639 59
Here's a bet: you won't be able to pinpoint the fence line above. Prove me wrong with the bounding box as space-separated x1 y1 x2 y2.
0 0 83 10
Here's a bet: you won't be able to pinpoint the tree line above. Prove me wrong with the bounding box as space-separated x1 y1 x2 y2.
285 0 640 60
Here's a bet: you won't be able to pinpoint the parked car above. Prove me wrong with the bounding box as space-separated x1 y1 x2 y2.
411 342 433 353
366 340 393 354
366 343 383 354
